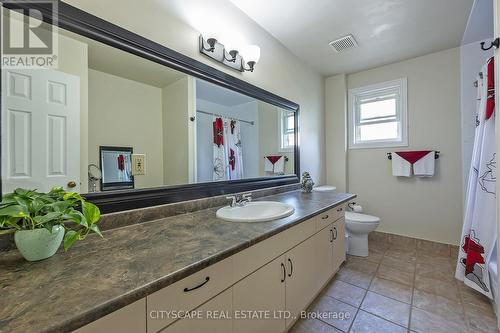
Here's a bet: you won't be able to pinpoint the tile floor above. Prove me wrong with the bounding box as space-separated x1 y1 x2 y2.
290 233 498 333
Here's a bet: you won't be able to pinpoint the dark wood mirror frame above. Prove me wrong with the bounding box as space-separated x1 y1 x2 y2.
0 1 300 213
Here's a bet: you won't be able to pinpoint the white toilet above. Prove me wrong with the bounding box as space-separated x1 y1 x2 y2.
345 209 380 257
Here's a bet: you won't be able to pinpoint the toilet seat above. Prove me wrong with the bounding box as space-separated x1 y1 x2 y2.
345 212 380 224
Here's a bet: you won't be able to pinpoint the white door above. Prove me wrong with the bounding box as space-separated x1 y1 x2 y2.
494 0 500 325
2 69 80 193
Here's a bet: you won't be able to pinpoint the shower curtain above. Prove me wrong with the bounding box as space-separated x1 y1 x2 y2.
456 57 496 298
212 117 244 181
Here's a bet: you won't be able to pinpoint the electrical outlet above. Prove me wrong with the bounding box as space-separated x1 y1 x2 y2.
132 154 146 175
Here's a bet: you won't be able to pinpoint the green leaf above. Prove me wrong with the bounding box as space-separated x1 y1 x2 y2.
33 212 62 225
0 205 29 218
62 210 87 227
82 202 100 225
63 230 80 251
90 224 103 237
63 192 82 202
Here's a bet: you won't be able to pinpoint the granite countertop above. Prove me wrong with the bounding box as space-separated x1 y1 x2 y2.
0 190 355 333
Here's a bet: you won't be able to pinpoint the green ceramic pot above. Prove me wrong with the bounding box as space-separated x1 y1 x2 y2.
14 225 64 261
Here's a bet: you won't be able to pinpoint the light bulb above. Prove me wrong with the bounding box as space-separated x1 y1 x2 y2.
240 45 260 63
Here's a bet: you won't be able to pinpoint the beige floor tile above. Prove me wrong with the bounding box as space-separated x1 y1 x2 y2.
344 257 379 275
289 318 342 333
450 245 459 260
336 267 373 289
350 310 407 333
410 307 468 333
415 265 456 282
360 291 411 327
387 234 416 251
309 295 357 332
412 289 465 323
464 302 498 333
416 239 450 257
380 255 416 273
377 264 414 286
323 279 367 307
460 284 496 311
369 241 391 252
348 249 384 264
369 277 413 304
416 255 453 266
368 231 388 244
414 275 460 302
415 260 455 276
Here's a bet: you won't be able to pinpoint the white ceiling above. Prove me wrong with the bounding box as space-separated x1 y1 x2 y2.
231 0 474 75
462 0 493 45
196 79 255 106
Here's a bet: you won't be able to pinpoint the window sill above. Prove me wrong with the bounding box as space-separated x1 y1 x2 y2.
348 141 408 150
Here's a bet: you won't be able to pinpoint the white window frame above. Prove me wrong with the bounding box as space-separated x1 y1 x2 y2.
279 109 295 152
348 78 408 149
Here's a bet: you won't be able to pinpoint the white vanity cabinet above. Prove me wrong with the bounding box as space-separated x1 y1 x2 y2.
233 255 287 333
159 289 233 333
332 217 346 271
73 202 347 333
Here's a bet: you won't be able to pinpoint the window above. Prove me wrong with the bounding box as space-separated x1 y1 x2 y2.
348 78 407 149
280 110 295 151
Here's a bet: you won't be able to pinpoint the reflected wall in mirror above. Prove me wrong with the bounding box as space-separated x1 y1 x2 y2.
1 8 297 195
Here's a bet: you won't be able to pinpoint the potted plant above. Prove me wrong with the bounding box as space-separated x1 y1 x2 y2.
0 187 103 261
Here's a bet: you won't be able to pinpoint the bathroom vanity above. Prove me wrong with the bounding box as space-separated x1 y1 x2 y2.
0 190 354 333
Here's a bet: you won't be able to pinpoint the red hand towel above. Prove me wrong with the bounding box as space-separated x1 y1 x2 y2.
395 151 432 165
266 155 282 165
486 57 495 120
213 118 224 147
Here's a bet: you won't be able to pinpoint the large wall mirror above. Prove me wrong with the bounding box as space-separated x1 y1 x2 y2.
0 3 299 212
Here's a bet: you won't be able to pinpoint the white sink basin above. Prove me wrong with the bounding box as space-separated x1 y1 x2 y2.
216 201 295 222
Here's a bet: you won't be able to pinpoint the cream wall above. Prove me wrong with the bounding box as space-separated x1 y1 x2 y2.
325 74 347 192
258 102 295 176
162 77 192 185
88 69 164 189
64 0 325 184
345 48 462 245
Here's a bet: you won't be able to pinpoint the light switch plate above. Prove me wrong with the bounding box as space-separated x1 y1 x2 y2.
131 154 146 175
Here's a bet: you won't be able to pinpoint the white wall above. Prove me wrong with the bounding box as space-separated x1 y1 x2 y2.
326 48 462 245
460 40 494 200
349 48 462 245
64 0 325 184
325 74 347 192
88 69 164 189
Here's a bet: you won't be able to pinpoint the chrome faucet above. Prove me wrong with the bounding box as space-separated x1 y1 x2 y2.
226 193 252 207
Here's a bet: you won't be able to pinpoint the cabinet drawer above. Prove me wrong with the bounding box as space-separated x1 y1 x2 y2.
232 217 315 283
316 204 345 231
73 299 146 333
147 257 233 333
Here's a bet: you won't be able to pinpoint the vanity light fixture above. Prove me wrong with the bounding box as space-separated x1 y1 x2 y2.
199 35 260 72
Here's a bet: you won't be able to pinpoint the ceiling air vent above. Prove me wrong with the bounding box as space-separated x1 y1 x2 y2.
329 35 358 52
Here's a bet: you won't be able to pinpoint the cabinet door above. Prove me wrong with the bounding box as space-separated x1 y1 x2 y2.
73 299 146 333
285 236 318 328
314 224 334 292
332 218 346 271
160 289 232 333
233 255 286 333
